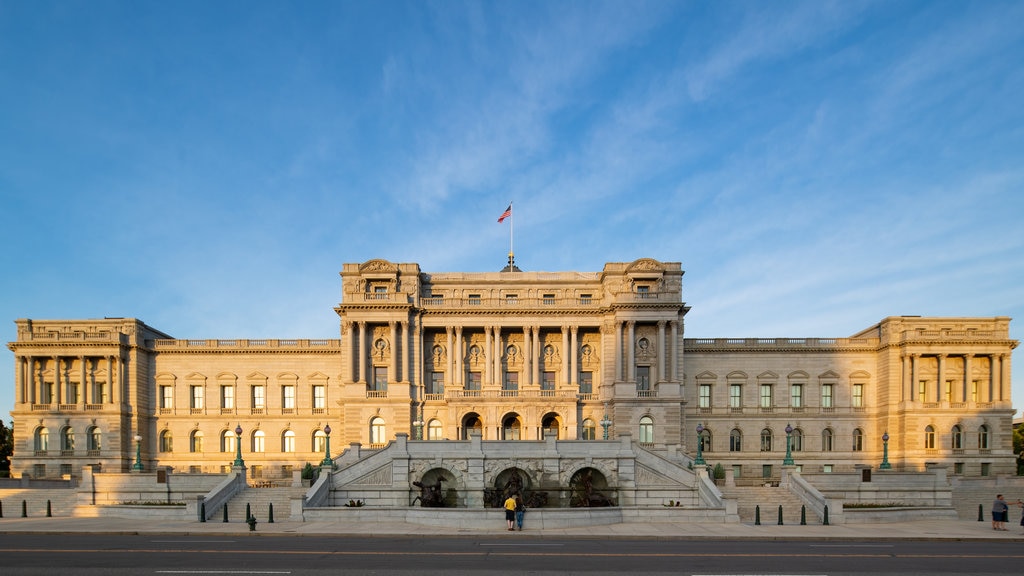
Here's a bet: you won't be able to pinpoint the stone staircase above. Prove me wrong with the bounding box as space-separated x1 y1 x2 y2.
719 485 814 524
217 485 309 523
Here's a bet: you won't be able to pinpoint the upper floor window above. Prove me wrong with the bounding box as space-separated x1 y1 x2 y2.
429 372 444 395
467 372 481 391
579 371 593 394
636 366 650 392
282 385 295 410
160 386 173 409
582 418 596 440
505 294 518 305
543 293 555 305
221 385 234 409
951 425 962 449
760 384 772 408
541 371 555 391
790 384 803 408
636 285 650 298
427 419 444 441
503 372 519 391
372 367 388 391
252 385 266 409
729 384 742 408
638 416 654 443
822 428 834 452
190 386 204 410
978 425 990 449
852 383 864 407
698 384 712 408
821 384 834 408
313 385 325 409
468 294 481 305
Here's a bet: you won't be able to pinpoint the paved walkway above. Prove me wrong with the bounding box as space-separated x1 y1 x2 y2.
1 516 1023 540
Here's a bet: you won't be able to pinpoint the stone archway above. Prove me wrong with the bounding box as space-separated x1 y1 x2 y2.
412 467 458 508
568 467 616 507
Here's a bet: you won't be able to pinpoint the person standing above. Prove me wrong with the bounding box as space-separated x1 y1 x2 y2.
515 495 526 531
992 494 1009 531
504 495 517 531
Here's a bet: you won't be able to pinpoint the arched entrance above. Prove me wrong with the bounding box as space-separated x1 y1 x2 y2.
568 467 616 507
501 413 522 440
411 467 458 508
461 412 483 440
541 412 561 438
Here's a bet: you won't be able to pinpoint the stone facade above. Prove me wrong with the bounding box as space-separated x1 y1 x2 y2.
6 258 1017 480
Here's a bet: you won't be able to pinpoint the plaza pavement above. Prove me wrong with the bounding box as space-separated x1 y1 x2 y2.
1 515 1023 541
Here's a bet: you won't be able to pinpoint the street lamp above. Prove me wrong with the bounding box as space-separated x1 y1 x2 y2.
694 423 706 465
132 434 143 471
600 414 612 440
233 424 245 467
783 423 794 465
413 418 424 440
880 431 892 470
321 424 334 467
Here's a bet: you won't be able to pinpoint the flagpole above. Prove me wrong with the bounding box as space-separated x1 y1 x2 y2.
509 201 514 268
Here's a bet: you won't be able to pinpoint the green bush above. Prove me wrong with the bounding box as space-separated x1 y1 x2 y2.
301 462 317 480
712 463 726 479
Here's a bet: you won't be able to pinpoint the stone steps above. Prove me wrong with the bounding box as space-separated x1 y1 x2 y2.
719 486 810 524
218 486 308 522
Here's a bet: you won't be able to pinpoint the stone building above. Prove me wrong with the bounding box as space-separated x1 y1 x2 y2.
6 258 1017 480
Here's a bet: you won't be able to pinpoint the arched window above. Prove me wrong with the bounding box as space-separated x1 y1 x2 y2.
951 425 962 450
190 430 204 453
252 430 265 453
221 430 236 453
852 428 864 451
924 425 935 449
638 416 654 444
427 419 443 441
821 428 834 452
87 426 101 451
35 427 49 451
760 428 772 452
699 427 712 452
462 414 483 440
370 417 387 445
282 430 295 453
790 428 802 452
502 415 521 440
730 429 742 452
159 430 173 452
581 418 596 440
978 425 990 449
313 429 327 452
542 414 560 439
61 427 75 451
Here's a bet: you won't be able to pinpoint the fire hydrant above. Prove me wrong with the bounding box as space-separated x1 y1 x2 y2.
247 515 257 532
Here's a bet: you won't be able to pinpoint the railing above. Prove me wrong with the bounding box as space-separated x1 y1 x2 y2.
417 295 602 309
190 408 204 415
636 390 656 398
152 338 341 349
86 404 104 411
220 408 234 415
424 393 444 402
58 404 77 411
686 337 879 348
499 390 518 398
31 404 52 411
312 408 326 415
366 390 388 398
578 393 596 401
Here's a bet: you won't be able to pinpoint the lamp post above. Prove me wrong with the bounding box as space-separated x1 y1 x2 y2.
321 424 334 467
132 434 143 471
783 423 794 465
880 431 892 470
233 424 245 467
600 414 612 440
694 423 706 465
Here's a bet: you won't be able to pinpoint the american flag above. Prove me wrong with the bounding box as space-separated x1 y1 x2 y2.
497 203 512 223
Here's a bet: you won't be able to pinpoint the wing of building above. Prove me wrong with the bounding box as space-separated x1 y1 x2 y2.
6 258 1017 480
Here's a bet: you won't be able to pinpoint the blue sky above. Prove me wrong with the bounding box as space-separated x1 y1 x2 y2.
1 1 1022 422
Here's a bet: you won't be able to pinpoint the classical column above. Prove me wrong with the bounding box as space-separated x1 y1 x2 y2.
570 325 578 387
910 354 918 402
411 317 422 391
988 354 995 402
402 320 411 384
900 354 909 402
999 354 1009 401
445 327 454 385
28 357 36 404
627 321 636 382
936 354 946 402
963 354 973 403
53 356 62 405
614 321 623 381
657 320 666 383
455 326 463 387
536 323 544 385
112 355 122 405
341 321 352 382
357 322 367 383
561 325 569 386
389 321 398 383
80 355 87 408
15 356 24 404
522 326 531 386
670 320 679 382
484 325 493 386
494 327 503 387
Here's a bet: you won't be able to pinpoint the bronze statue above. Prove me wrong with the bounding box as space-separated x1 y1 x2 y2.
412 477 447 507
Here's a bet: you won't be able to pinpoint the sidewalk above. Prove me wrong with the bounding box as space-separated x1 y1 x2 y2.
1 516 1022 541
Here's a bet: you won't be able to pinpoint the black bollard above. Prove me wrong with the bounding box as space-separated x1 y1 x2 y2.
47 500 52 517
200 502 206 523
268 503 274 523
246 503 251 522
223 504 229 523
754 505 761 525
22 500 27 518
978 504 984 522
823 504 829 526
777 504 783 525
800 505 806 525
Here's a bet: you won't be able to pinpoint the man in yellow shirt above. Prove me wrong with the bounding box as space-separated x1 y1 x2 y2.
504 495 517 531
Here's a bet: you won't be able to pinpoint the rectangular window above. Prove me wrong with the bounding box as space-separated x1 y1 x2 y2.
791 384 803 408
944 380 953 402
67 383 80 404
579 371 593 394
731 465 741 479
821 384 833 408
282 385 295 410
94 381 107 404
760 384 772 408
313 385 325 409
637 285 650 298
543 293 555 305
971 380 979 402
190 385 204 409
698 384 711 408
505 294 518 305
160 386 173 409
373 367 388 391
918 381 928 402
541 371 555 391
981 463 991 477
504 372 519 391
954 462 964 475
823 464 833 473
468 294 481 305
466 372 481 391
636 366 650 392
579 293 592 305
221 385 234 409
762 464 773 479
852 383 863 408
252 385 265 410
429 372 444 395
729 384 742 408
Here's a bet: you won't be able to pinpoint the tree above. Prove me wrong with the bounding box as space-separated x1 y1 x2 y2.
0 418 13 477
1013 423 1023 476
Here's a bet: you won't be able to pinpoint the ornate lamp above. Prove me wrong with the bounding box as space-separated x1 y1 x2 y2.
783 423 794 465
600 414 612 440
233 424 245 467
880 431 892 470
694 423 706 465
132 434 143 471
321 424 334 467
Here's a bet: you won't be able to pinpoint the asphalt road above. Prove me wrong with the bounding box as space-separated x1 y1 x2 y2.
1 534 1022 575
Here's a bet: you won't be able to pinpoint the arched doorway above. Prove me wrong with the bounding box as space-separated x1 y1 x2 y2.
412 467 458 508
461 413 483 439
541 413 561 439
569 467 616 507
501 413 522 440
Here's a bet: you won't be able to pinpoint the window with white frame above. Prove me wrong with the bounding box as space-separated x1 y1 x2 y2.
698 384 711 408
